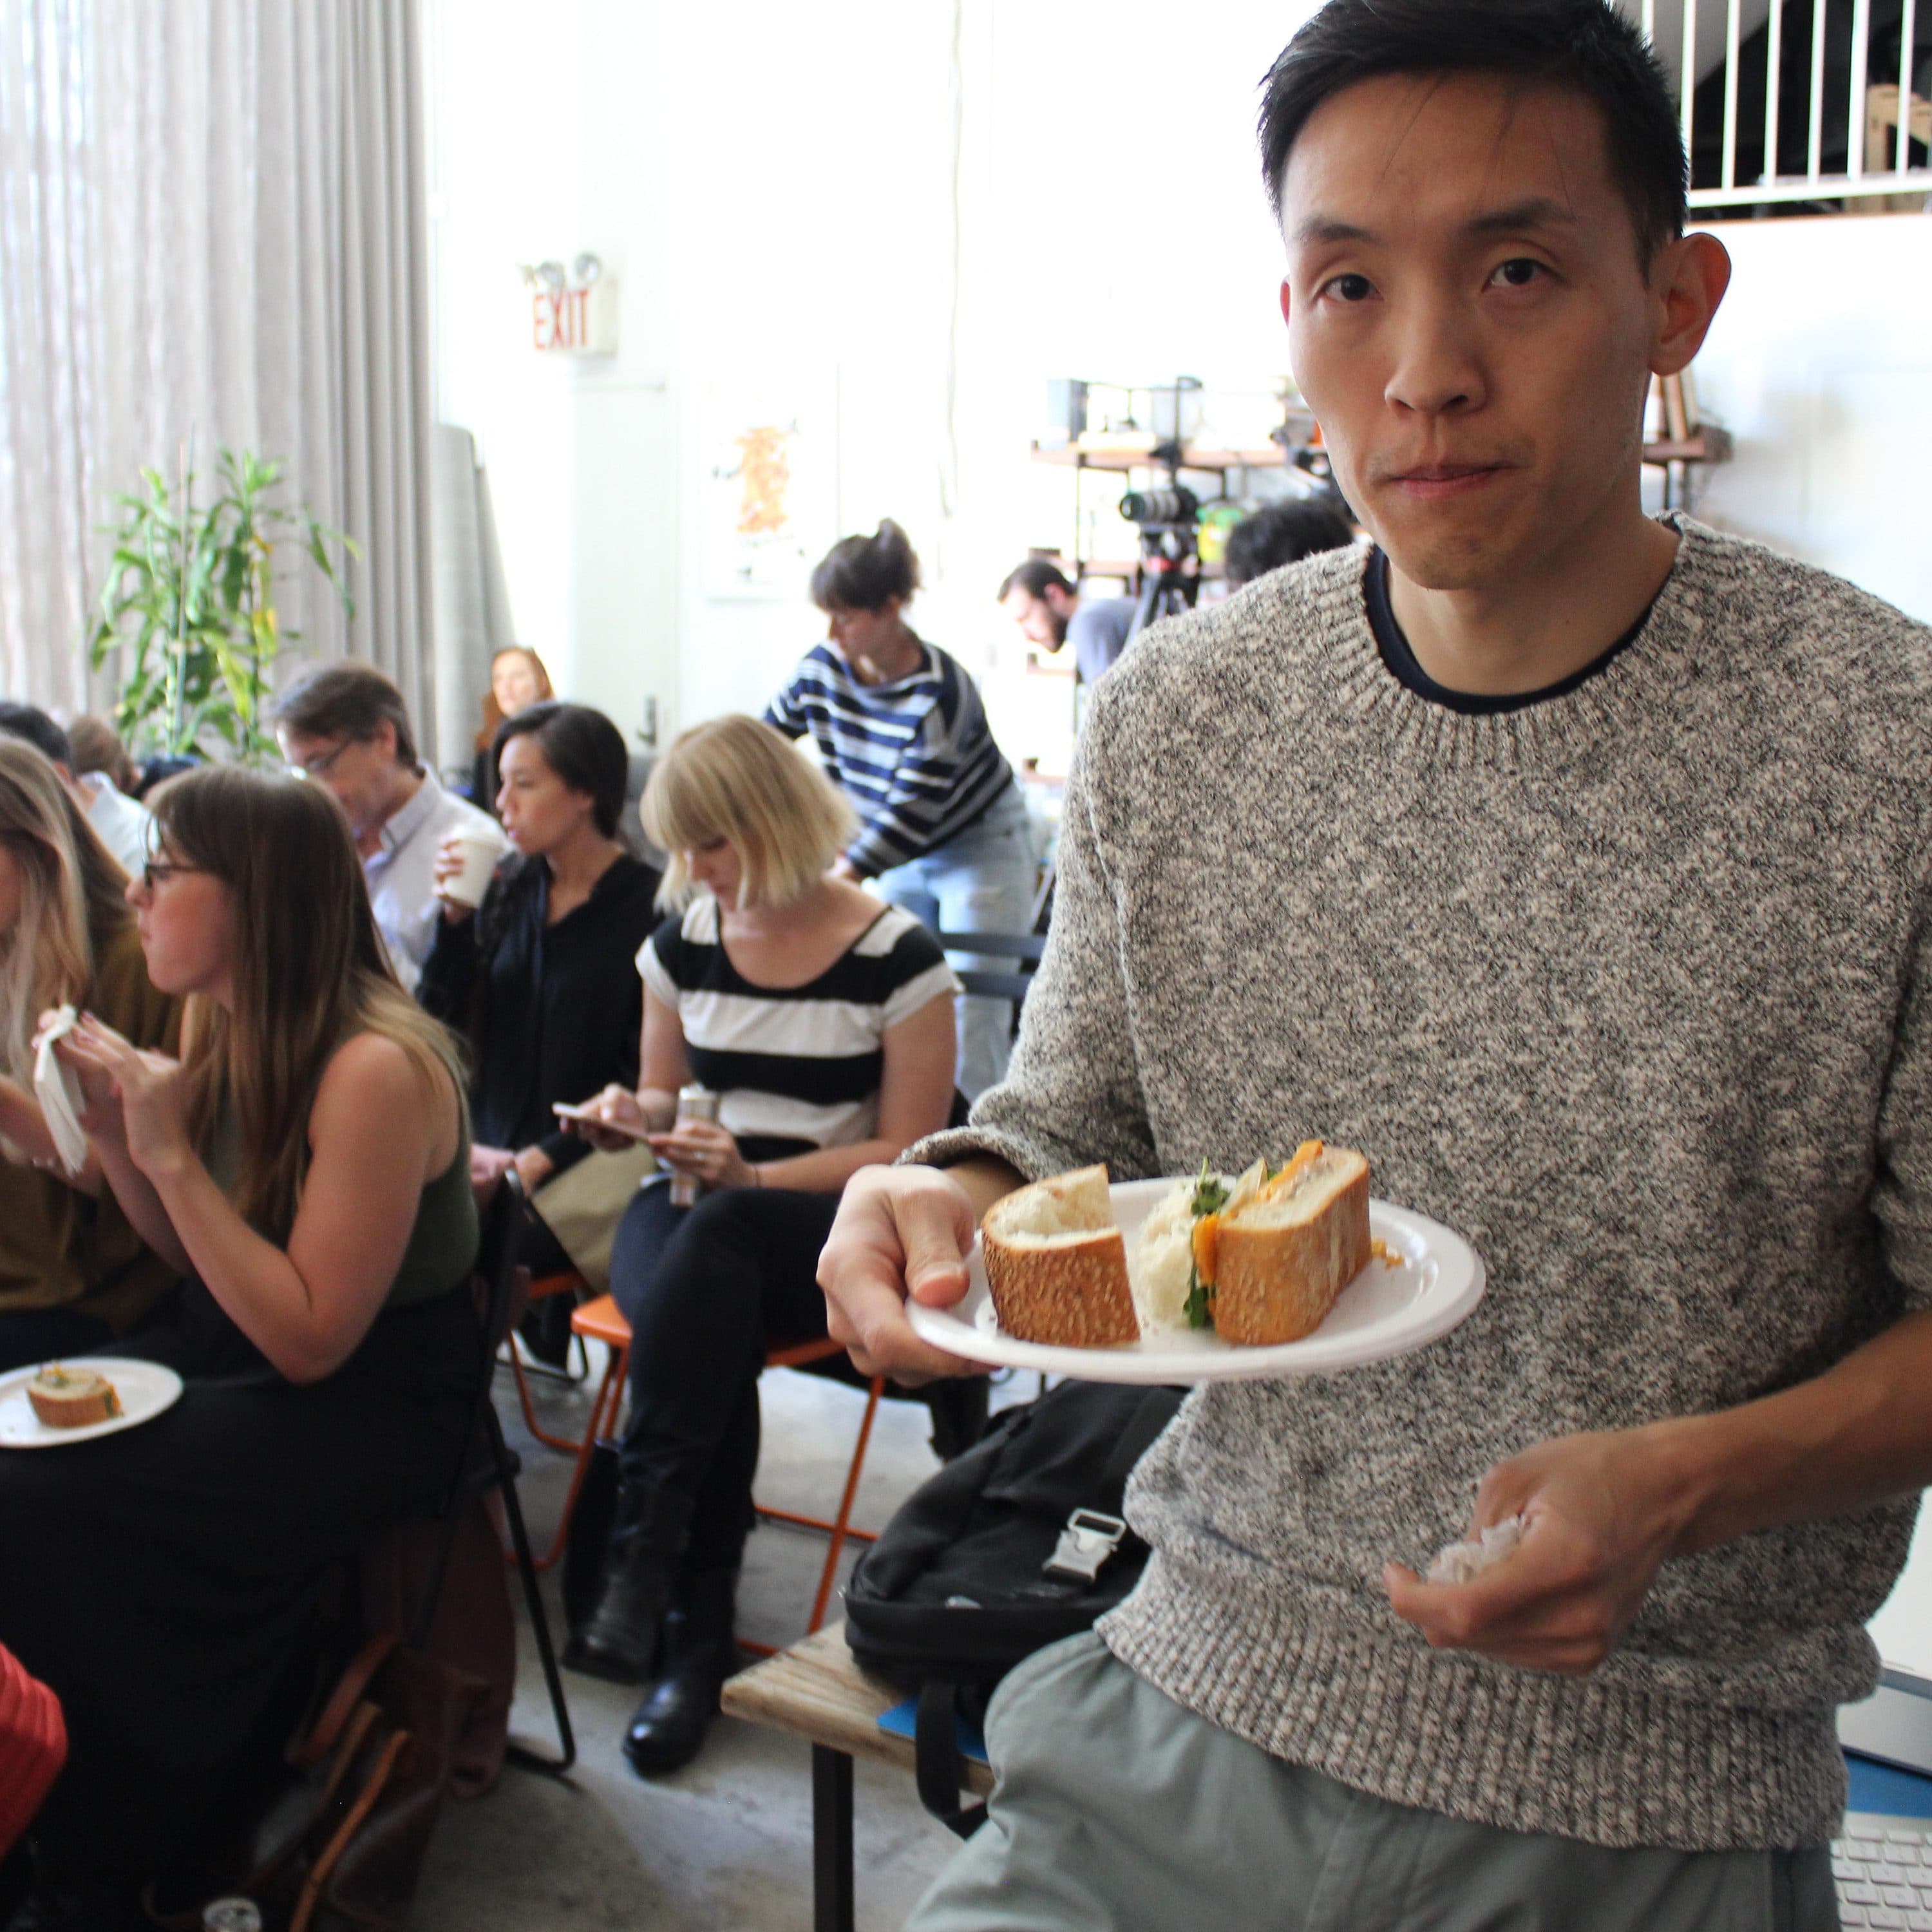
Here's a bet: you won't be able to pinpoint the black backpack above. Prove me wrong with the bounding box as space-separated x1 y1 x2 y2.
842 1379 1183 1834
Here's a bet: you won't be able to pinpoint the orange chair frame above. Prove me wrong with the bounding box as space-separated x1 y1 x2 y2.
530 1293 882 1645
505 1270 593 1454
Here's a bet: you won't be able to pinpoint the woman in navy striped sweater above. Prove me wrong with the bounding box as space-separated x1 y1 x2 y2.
560 717 958 1776
764 520 1037 1099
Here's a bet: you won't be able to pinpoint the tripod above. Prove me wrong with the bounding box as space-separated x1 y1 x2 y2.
1126 531 1198 643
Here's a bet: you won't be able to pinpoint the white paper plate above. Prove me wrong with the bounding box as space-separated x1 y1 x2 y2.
907 1179 1485 1385
0 1359 185 1448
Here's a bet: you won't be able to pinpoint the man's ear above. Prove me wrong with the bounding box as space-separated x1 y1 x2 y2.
1279 279 1293 330
1651 232 1731 378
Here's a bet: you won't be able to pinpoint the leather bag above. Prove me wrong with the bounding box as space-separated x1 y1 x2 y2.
148 1633 487 1932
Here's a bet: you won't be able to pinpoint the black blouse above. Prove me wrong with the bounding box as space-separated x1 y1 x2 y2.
419 851 661 1172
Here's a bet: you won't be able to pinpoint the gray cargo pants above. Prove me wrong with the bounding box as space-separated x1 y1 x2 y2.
905 1631 1837 1932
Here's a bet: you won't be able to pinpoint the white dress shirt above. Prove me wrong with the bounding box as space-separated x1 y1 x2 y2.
78 771 155 878
363 770 495 994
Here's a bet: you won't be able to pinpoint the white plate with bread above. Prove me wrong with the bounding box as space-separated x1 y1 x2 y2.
908 1151 1484 1384
0 1359 184 1447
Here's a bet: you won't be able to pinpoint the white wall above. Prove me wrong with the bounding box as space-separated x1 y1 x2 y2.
428 12 1932 721
426 0 1321 771
1683 209 1932 627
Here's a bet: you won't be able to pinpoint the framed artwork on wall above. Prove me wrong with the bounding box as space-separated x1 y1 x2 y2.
699 374 838 600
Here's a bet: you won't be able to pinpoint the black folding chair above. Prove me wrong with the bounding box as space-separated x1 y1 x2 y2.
933 929 1047 1006
415 1171 576 1774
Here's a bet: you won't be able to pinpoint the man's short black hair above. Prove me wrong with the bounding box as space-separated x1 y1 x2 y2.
1258 0 1686 262
1223 498 1358 591
270 661 417 768
0 701 73 772
997 558 1077 603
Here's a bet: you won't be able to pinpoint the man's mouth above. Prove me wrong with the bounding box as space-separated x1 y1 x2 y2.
1383 461 1511 500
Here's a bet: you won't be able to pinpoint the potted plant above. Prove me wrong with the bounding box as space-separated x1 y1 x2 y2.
87 448 359 762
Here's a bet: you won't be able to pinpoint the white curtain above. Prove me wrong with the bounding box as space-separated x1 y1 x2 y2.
0 0 437 749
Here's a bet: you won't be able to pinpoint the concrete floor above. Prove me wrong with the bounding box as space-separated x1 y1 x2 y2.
412 1350 1001 1932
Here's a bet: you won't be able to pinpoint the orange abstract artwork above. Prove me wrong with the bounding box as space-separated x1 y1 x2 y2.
734 426 793 536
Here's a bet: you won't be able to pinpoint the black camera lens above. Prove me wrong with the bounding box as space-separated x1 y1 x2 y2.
1120 486 1199 527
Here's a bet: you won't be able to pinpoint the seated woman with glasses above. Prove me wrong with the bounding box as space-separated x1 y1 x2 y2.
418 701 660 1283
1 767 478 1931
0 739 178 1374
561 715 958 1778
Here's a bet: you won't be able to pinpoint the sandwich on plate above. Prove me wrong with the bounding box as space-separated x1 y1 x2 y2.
979 1141 1374 1349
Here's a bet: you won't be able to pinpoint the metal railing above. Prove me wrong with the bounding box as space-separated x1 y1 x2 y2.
1636 0 1930 209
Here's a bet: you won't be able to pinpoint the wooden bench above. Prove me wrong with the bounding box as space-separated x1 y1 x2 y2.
722 1622 994 1932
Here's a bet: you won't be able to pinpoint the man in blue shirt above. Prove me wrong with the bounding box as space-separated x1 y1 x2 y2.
997 559 1139 688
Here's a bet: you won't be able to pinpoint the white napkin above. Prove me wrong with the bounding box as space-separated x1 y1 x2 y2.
1425 1511 1528 1587
32 1005 88 1177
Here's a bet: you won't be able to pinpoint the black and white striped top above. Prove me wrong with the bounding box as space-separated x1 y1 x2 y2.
637 898 959 1157
764 641 1016 878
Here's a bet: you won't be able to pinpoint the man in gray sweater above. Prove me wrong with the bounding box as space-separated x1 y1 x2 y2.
819 3 1932 1927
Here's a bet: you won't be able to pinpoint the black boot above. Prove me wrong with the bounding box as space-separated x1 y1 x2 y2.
621 1567 739 1777
562 1481 693 1685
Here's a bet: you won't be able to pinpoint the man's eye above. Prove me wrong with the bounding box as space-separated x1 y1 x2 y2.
1322 272 1374 303
1490 258 1546 288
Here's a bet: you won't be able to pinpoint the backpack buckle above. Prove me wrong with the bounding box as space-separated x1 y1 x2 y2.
1043 1510 1128 1585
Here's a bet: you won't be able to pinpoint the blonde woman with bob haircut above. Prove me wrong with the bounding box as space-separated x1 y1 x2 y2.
4 765 482 1927
559 714 958 1777
0 737 177 1372
646 710 857 910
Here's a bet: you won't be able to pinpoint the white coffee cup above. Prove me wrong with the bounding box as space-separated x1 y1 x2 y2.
443 823 508 909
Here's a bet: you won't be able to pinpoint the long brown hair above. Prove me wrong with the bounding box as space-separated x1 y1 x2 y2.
0 739 129 1083
149 766 464 1237
474 646 554 754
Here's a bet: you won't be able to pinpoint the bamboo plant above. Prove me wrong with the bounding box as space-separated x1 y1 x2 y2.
86 448 359 761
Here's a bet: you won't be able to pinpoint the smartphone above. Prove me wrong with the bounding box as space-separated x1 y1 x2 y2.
551 1102 652 1142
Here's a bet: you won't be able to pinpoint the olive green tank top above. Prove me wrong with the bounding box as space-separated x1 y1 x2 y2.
210 1088 478 1309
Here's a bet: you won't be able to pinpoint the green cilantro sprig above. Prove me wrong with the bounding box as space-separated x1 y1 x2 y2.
1184 1158 1229 1328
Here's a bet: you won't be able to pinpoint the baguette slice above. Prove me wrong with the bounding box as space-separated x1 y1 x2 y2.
26 1363 122 1429
1213 1145 1370 1345
980 1164 1140 1349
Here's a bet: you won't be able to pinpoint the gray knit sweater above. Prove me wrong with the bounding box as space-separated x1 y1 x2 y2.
912 518 1932 1853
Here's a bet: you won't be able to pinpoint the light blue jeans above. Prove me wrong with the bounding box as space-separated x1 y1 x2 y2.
876 786 1037 1101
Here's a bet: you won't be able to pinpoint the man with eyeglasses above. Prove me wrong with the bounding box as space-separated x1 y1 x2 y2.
271 663 495 994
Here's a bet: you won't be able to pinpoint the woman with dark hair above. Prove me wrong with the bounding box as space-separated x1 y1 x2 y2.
419 701 659 1271
6 766 477 1929
766 518 1036 1099
0 741 178 1372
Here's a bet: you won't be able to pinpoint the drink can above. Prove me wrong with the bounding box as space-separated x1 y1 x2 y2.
668 1083 720 1207
203 1903 263 1932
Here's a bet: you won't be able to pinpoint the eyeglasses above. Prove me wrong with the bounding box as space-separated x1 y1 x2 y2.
140 859 204 892
292 738 355 779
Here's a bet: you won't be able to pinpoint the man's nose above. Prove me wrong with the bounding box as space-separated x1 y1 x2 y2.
1383 292 1486 420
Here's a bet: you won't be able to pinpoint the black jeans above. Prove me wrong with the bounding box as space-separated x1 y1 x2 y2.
0 1282 477 1887
607 1184 835 1571
0 1305 115 1375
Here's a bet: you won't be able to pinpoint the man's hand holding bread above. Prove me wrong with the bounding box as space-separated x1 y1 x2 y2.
817 1159 1021 1383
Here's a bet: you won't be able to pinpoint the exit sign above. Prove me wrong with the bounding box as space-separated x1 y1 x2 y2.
531 282 617 355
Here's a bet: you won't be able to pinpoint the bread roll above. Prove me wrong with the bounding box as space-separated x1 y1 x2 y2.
1213 1146 1370 1345
26 1363 122 1429
980 1165 1140 1348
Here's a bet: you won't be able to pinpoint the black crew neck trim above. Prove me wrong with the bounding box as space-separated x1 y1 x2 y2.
1363 547 1657 716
